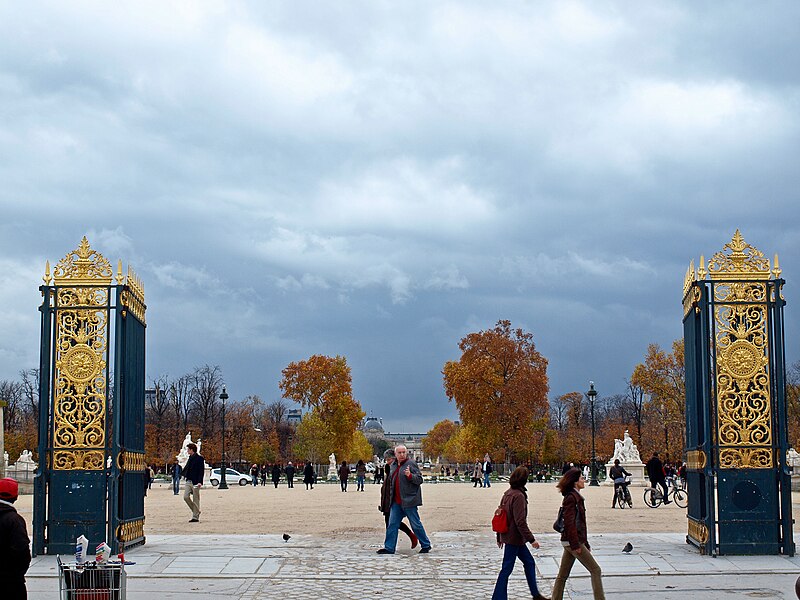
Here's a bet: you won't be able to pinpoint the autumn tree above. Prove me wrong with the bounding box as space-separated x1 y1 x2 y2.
348 431 374 463
280 355 365 458
631 340 686 459
786 361 800 448
293 411 333 465
443 320 549 463
190 364 224 439
422 419 459 461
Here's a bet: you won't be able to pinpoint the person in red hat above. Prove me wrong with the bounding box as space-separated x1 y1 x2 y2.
0 477 31 599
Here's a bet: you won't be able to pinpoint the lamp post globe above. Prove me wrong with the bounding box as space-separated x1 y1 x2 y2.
587 382 599 487
218 385 229 490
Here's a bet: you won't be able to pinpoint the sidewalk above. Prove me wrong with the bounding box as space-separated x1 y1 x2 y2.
26 531 800 599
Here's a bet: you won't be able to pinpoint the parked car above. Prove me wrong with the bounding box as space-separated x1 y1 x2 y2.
422 461 432 470
209 468 250 486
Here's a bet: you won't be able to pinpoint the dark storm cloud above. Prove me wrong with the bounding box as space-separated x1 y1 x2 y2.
1 2 798 431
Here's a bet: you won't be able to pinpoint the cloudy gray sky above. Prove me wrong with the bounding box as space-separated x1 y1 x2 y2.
1 2 798 432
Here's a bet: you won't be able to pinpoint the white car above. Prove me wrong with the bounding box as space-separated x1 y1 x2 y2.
209 468 250 486
422 461 432 470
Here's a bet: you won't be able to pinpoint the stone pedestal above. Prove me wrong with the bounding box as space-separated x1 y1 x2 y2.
604 461 646 486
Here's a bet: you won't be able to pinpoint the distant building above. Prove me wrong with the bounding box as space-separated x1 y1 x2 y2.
384 432 428 464
358 416 431 463
361 416 385 442
287 409 302 425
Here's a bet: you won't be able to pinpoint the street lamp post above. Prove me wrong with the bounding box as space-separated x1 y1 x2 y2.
588 382 599 486
218 385 229 490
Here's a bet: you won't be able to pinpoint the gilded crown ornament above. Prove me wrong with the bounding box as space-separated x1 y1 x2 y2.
707 229 771 280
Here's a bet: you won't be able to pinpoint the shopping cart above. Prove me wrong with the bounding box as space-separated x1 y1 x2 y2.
57 556 127 600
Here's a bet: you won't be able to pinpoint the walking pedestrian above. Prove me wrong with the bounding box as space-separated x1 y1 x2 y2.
483 454 493 488
374 462 383 485
260 464 267 486
183 443 204 522
271 463 282 488
378 448 417 549
356 459 367 491
171 459 182 495
303 461 315 490
0 478 31 600
551 468 605 600
492 466 549 600
473 459 484 487
377 444 432 554
285 462 296 488
250 464 259 487
338 460 350 492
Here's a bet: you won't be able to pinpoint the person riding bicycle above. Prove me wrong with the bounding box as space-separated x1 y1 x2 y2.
646 451 671 505
609 459 632 508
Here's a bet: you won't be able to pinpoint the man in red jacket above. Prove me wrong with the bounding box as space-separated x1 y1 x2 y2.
0 478 31 600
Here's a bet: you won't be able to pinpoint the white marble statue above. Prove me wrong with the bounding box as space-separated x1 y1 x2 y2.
328 453 339 480
177 432 202 468
3 452 7 468
18 449 34 463
788 448 800 467
611 430 641 464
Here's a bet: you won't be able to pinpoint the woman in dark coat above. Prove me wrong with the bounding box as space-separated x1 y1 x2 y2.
551 468 605 600
271 463 281 488
303 461 315 490
338 460 350 492
492 466 548 600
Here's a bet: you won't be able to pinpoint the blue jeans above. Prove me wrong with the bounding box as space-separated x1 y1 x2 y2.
356 475 365 491
383 503 431 552
172 477 181 495
484 472 491 487
492 543 540 599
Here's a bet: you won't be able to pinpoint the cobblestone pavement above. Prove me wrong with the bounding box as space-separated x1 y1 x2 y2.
27 531 800 599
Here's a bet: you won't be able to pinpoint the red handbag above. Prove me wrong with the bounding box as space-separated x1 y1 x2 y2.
492 505 509 533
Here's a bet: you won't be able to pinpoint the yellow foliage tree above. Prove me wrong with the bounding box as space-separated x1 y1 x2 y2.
293 411 333 465
348 431 374 463
631 340 685 459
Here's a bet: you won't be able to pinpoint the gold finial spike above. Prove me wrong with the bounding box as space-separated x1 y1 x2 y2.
43 260 52 285
116 260 124 284
773 253 782 278
698 255 706 279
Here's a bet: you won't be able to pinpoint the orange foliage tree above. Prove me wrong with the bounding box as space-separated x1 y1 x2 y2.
279 355 365 458
443 320 549 463
422 419 459 461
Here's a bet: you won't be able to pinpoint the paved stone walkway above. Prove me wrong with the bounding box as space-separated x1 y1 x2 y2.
27 532 800 599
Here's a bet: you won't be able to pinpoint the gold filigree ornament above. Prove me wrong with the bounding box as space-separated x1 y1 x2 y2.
53 236 114 285
688 519 709 545
50 238 113 470
708 231 774 469
708 230 771 281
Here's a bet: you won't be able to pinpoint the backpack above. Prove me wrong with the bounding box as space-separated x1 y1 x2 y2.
492 505 509 533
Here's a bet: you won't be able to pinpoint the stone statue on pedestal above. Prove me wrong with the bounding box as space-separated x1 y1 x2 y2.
611 430 641 464
605 430 645 486
328 453 338 480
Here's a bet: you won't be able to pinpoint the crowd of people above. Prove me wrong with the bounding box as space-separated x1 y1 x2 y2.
3 444 694 598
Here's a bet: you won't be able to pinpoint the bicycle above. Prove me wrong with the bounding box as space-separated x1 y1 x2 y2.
613 476 633 509
643 482 688 508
